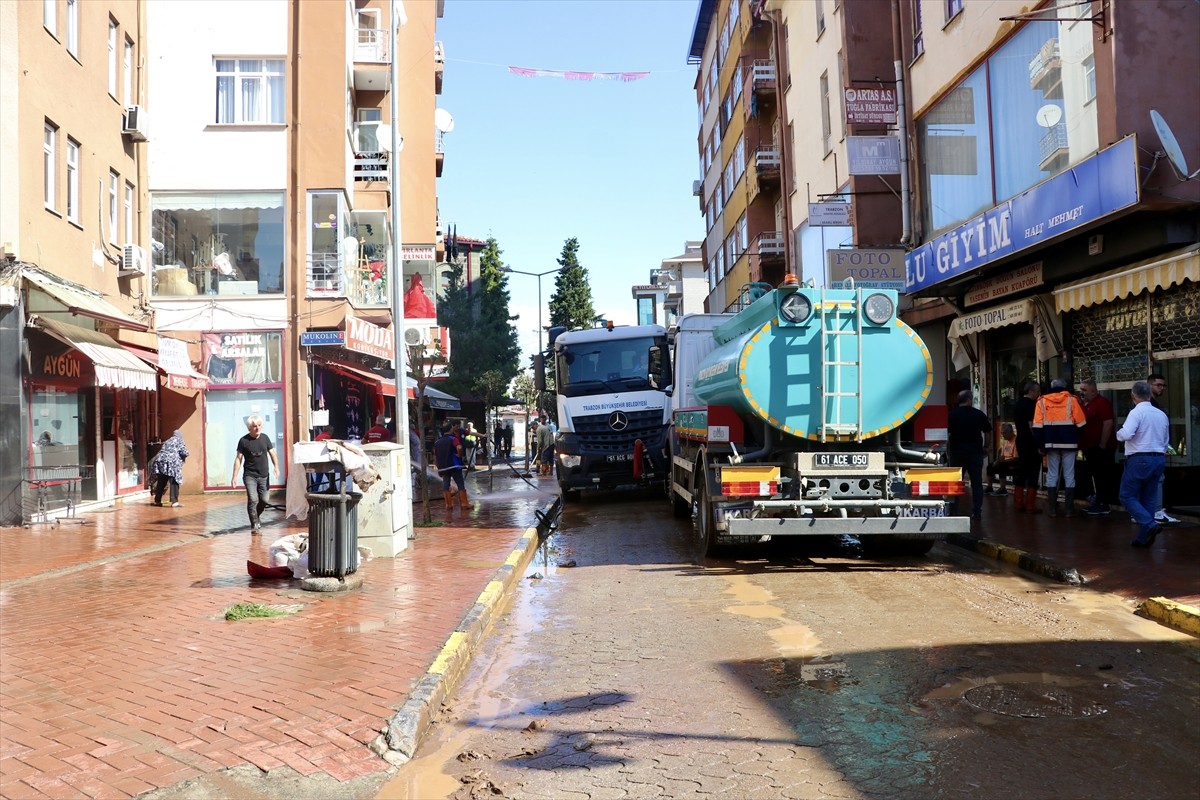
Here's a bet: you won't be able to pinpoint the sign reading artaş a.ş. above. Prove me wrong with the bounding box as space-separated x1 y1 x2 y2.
964 262 1044 306
827 248 906 291
906 136 1139 293
847 136 900 175
844 87 897 125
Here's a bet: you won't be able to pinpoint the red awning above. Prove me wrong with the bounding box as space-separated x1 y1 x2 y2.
320 360 396 397
122 346 209 390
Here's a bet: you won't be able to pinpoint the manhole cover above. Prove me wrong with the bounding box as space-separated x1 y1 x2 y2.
962 683 1106 719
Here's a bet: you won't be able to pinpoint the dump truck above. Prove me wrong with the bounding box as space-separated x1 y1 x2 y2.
543 322 673 501
667 278 969 556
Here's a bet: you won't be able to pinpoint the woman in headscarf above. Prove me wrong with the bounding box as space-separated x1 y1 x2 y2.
152 430 189 507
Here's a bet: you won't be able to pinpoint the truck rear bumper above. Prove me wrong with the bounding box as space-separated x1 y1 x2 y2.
726 516 969 537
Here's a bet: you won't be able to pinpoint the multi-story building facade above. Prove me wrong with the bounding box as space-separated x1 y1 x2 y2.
690 0 787 313
0 0 444 524
1 0 159 525
630 240 706 328
696 0 1198 508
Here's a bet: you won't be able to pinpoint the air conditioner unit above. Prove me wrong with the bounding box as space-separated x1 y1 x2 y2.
403 323 431 347
122 106 149 141
120 243 148 275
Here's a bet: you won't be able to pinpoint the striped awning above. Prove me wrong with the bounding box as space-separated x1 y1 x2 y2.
23 268 150 331
32 317 158 391
1053 245 1199 313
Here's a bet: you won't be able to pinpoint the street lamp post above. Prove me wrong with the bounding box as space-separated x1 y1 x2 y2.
500 265 562 475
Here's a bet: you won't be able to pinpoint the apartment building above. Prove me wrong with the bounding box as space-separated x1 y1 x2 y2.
146 0 444 494
630 241 706 328
689 0 787 313
0 0 157 525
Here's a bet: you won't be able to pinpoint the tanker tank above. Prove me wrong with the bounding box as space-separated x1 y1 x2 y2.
690 285 932 443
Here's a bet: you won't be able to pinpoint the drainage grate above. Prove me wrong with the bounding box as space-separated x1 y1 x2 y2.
962 682 1107 719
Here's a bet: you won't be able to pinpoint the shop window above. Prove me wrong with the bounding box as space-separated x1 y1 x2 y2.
151 192 285 297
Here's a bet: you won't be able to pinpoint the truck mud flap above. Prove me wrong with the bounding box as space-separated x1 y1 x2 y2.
725 516 969 537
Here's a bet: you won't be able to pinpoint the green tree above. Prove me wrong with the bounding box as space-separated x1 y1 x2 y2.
547 237 595 333
441 237 521 403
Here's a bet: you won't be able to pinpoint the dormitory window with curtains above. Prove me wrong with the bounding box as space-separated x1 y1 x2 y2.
215 59 284 125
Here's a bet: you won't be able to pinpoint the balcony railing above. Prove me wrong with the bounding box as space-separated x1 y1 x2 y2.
1039 122 1069 170
752 231 785 260
755 145 780 172
1029 37 1060 88
346 262 389 308
307 252 344 297
355 28 390 63
354 151 389 182
751 60 776 92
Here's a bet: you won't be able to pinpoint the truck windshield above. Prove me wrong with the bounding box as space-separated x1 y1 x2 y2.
557 337 666 396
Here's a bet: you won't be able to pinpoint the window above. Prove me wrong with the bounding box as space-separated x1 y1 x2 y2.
43 122 56 211
815 0 825 37
911 0 924 60
819 72 832 153
1083 54 1096 103
946 0 964 21
215 59 285 124
124 182 134 244
66 139 80 224
43 0 55 35
65 0 77 57
108 20 118 97
306 191 348 296
123 39 134 106
151 192 286 297
108 171 119 244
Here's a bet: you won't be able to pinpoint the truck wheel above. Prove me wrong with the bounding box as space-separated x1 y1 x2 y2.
695 457 720 558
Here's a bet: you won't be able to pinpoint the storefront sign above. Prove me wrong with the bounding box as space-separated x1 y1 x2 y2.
844 87 897 125
345 316 394 361
402 245 436 261
809 202 851 227
157 336 191 373
300 331 346 347
40 351 86 380
950 299 1034 339
964 262 1044 306
827 248 906 290
28 333 94 384
906 136 1139 293
847 136 900 175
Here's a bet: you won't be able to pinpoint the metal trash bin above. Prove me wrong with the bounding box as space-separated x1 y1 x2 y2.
305 465 360 578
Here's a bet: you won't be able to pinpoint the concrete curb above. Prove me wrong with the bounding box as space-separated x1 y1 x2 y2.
946 532 1200 638
373 496 562 766
945 532 1085 586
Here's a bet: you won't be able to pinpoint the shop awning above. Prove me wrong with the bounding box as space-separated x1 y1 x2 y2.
123 346 209 390
31 317 158 391
407 377 460 411
947 295 1062 371
322 361 397 397
1053 245 1199 314
23 268 150 331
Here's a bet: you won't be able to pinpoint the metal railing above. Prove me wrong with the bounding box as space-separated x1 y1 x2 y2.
307 252 344 297
1028 37 1060 86
753 231 785 258
355 28 390 63
353 151 389 182
751 60 776 91
755 145 780 171
22 465 93 525
1039 122 1069 164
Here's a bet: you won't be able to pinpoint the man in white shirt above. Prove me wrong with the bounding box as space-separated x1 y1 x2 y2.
1117 381 1171 548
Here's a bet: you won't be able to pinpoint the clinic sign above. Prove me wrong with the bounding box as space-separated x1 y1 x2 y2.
345 316 394 361
906 136 1139 293
827 248 906 291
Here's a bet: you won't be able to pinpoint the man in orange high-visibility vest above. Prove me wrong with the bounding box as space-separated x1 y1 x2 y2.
1033 378 1087 517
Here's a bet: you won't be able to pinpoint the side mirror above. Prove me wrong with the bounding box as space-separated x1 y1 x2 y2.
534 353 546 392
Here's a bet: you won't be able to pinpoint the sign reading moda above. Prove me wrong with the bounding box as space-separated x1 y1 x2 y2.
345 316 393 361
905 136 1139 293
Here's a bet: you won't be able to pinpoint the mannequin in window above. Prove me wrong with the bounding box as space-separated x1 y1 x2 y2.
403 272 437 318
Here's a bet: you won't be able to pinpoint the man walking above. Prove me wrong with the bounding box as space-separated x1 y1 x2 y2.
947 389 990 521
230 415 279 533
1033 379 1086 516
1119 381 1170 548
1078 379 1116 515
1147 373 1180 524
433 422 469 510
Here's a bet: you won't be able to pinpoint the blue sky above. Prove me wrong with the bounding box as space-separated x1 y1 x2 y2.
435 0 703 362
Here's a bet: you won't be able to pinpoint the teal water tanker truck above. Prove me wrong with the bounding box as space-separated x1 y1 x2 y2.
667 277 970 556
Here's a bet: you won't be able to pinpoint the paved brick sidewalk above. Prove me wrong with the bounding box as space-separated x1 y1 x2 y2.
0 472 555 799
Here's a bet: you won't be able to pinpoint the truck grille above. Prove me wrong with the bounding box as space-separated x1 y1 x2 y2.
572 409 666 454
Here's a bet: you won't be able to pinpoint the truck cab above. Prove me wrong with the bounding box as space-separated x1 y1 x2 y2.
546 323 672 500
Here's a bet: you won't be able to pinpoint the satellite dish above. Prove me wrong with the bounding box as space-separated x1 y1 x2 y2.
1035 104 1062 129
376 124 392 153
434 108 455 134
1150 109 1198 180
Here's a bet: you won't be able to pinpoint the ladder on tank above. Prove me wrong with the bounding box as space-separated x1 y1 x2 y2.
818 282 864 443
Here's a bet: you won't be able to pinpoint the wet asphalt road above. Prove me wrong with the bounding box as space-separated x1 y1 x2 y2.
382 490 1200 800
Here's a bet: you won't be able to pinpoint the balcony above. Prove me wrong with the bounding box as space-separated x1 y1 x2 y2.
353 27 390 91
1028 37 1062 98
750 59 776 96
346 261 389 308
751 231 785 263
434 40 444 94
435 137 444 178
1039 122 1069 173
307 252 344 298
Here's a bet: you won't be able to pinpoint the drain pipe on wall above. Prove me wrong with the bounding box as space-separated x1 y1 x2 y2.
891 0 912 246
